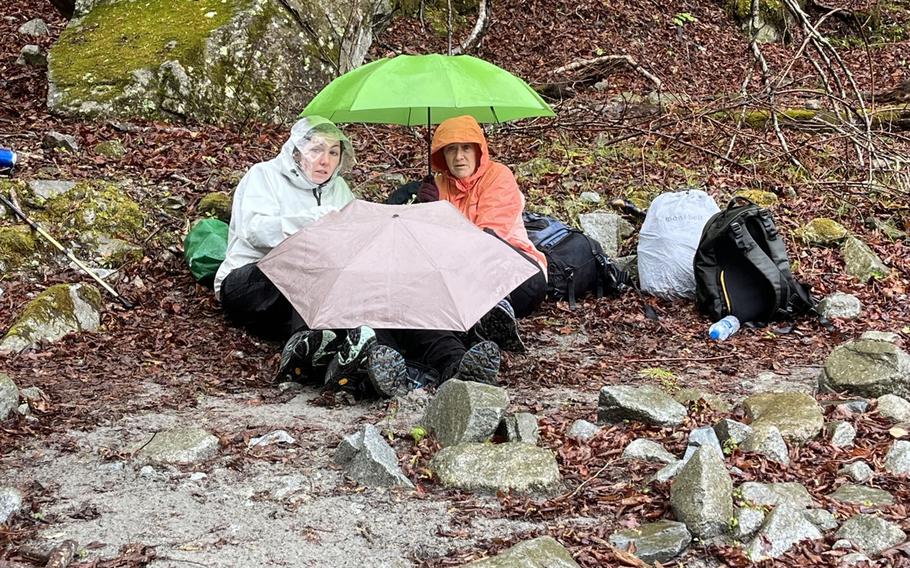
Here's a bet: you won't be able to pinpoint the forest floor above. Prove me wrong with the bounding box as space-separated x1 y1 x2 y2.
2 0 910 566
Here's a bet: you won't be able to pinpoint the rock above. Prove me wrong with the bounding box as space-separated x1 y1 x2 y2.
0 226 37 272
840 552 873 566
828 484 894 506
249 430 295 447
861 330 901 344
0 374 19 421
0 283 103 354
735 189 779 207
608 520 692 564
463 536 579 567
877 394 910 422
579 191 601 204
92 139 127 159
42 131 79 153
614 255 639 286
622 439 678 464
839 461 874 483
276 381 303 394
682 426 724 463
649 460 685 484
46 0 389 123
669 446 733 538
798 218 848 245
598 385 687 427
884 440 910 475
18 18 50 36
841 236 889 282
422 379 509 447
742 368 819 396
733 506 766 540
803 509 839 532
739 481 814 508
826 420 856 447
382 388 431 434
19 386 46 403
90 235 143 268
743 392 824 444
197 192 233 223
0 487 24 524
333 425 413 489
27 179 76 201
745 505 823 561
714 419 753 451
741 425 790 465
834 514 906 556
16 45 46 67
820 338 910 399
498 412 539 444
726 0 796 43
567 419 599 442
135 427 220 464
838 399 870 414
578 211 634 258
817 293 862 320
430 442 560 494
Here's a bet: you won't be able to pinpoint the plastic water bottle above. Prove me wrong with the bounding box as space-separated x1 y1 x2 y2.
708 315 740 341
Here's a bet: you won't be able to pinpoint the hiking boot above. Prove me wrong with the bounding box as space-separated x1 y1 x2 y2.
275 329 339 383
452 340 501 385
476 299 525 353
323 326 377 391
366 346 436 398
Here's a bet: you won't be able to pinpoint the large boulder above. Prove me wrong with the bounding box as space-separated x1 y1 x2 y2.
743 392 824 444
0 283 103 353
47 0 391 123
669 446 733 539
464 536 579 567
819 338 910 399
429 442 561 493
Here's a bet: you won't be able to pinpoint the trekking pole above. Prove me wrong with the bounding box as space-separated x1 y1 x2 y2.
0 191 134 309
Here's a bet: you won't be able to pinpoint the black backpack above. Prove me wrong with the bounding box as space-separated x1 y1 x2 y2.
694 198 815 324
522 212 630 307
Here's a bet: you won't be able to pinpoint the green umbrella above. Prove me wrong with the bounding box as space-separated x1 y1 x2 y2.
301 54 554 174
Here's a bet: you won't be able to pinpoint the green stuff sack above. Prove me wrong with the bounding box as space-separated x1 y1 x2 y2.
184 218 229 286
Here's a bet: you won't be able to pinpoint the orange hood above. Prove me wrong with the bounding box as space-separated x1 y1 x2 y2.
430 115 490 182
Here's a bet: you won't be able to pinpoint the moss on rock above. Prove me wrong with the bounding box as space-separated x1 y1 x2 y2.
34 180 144 240
797 218 849 245
0 283 103 353
736 189 780 207
93 139 127 159
197 192 232 222
0 226 37 273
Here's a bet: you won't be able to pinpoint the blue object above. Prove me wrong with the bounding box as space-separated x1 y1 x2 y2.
708 315 740 341
0 147 16 174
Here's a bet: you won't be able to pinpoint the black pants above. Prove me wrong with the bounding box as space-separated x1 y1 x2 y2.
220 263 305 341
510 268 547 318
374 329 467 378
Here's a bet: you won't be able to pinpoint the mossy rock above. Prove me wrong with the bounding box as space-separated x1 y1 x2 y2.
797 218 849 245
0 283 103 353
735 189 779 207
726 0 796 42
92 139 126 159
516 156 560 181
46 0 381 123
27 179 145 241
0 226 37 273
197 192 232 222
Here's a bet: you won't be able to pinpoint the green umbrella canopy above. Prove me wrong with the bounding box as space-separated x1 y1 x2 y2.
301 54 554 126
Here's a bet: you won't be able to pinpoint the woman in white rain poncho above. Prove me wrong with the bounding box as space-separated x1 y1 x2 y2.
215 116 362 378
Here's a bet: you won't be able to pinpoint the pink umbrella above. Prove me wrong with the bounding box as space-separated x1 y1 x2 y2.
257 200 539 331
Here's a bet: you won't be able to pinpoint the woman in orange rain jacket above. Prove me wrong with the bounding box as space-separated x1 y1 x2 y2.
397 115 548 351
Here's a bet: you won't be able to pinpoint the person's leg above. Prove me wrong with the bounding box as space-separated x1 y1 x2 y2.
400 330 500 386
220 263 302 340
508 268 547 318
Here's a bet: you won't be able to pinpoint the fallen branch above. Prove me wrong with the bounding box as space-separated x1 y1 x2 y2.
551 54 662 90
623 354 737 363
452 0 490 55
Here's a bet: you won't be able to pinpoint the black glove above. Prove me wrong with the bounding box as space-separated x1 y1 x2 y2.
416 175 439 203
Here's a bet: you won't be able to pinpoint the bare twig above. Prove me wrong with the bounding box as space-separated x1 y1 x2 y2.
552 54 663 90
452 0 490 55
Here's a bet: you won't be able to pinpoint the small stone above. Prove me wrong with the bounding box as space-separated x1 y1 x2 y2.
713 418 753 449
17 403 29 416
623 438 678 464
839 461 874 483
138 465 157 478
135 428 220 465
0 374 18 420
798 218 848 245
860 331 900 343
682 426 723 463
828 484 894 506
42 131 80 153
463 536 579 567
165 40 177 50
842 235 889 282
499 412 539 444
840 553 872 566
0 487 24 524
18 18 50 36
188 472 207 481
579 191 601 204
835 513 907 556
608 520 691 564
598 384 688 427
567 419 599 442
742 426 790 465
92 140 126 159
826 420 856 447
277 381 304 393
817 293 862 319
883 440 910 475
732 506 766 540
16 44 46 67
249 430 296 447
803 509 839 532
877 394 910 422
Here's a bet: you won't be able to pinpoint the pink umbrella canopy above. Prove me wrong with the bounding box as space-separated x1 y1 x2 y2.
257 200 539 331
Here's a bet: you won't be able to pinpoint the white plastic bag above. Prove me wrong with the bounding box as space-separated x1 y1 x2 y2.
637 189 720 299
